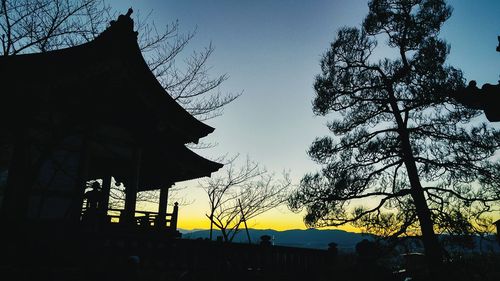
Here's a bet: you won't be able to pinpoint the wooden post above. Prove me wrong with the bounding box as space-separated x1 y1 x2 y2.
156 185 170 228
170 202 178 230
100 175 112 221
122 147 141 225
69 135 90 222
495 220 500 245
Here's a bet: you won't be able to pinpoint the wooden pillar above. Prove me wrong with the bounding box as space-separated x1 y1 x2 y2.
122 147 141 225
156 185 170 228
69 135 90 222
100 175 112 221
495 220 500 245
171 202 178 231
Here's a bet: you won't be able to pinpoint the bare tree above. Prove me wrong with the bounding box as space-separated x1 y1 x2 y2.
200 155 291 242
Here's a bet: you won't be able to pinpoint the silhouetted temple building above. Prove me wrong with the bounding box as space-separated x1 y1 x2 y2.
451 36 500 122
0 10 222 236
453 81 500 122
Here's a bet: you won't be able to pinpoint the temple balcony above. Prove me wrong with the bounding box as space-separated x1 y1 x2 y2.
79 202 181 237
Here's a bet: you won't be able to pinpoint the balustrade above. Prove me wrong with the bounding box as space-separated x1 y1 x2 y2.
81 202 179 231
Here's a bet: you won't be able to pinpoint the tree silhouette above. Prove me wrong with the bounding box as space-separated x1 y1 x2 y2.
289 0 500 272
201 155 290 242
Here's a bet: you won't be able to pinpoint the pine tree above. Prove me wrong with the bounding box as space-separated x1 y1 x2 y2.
289 0 500 272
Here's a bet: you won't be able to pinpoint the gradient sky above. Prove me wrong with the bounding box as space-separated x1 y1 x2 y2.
110 0 500 231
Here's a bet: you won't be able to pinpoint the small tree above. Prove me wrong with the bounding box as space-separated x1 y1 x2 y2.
201 156 290 242
289 0 500 272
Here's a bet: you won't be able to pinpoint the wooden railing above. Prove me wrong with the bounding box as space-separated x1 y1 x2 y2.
166 239 333 272
81 202 178 231
96 237 334 274
1 226 335 280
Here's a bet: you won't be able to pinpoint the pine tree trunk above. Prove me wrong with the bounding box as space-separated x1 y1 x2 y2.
399 129 443 273
387 89 443 274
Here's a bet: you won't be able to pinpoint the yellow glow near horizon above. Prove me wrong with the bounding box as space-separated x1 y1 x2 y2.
139 185 499 234
175 204 361 233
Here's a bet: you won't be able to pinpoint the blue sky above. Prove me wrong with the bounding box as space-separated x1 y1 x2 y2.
111 0 500 230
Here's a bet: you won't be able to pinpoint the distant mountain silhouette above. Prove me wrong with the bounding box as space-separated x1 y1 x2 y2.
182 228 500 254
183 228 371 252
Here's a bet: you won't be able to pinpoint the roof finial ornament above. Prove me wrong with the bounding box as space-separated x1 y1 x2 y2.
98 7 137 39
126 8 133 18
106 8 135 32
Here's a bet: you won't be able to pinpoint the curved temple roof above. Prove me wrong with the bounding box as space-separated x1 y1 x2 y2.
0 9 223 188
0 9 214 144
137 144 223 191
453 81 500 122
450 37 500 123
87 142 223 191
